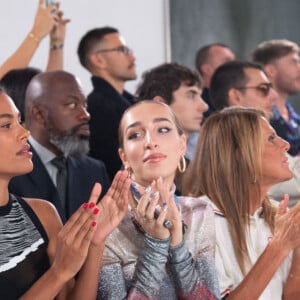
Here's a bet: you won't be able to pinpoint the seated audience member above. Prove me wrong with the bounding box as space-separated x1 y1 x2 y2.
252 39 300 156
98 101 220 299
0 86 130 299
135 62 208 193
195 43 235 119
183 107 300 299
9 71 110 222
187 43 235 159
77 27 137 180
210 60 300 207
1 67 41 123
0 0 69 78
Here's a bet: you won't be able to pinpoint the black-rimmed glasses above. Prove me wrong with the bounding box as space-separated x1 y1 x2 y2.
95 45 133 56
235 82 273 97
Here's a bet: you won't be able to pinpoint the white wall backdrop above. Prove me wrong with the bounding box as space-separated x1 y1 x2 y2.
0 0 170 94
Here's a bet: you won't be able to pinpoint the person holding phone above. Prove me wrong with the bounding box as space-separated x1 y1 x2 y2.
0 0 70 78
0 86 130 299
97 100 220 299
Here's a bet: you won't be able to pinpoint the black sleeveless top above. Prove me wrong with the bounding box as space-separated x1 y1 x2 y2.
0 194 50 299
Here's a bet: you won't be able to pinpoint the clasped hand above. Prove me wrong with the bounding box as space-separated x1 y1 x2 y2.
132 177 183 246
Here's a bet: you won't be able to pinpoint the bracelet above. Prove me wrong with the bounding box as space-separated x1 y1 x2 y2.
28 32 41 44
50 44 64 51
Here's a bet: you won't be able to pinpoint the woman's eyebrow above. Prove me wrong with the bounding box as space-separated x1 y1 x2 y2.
0 113 13 119
153 117 172 124
126 117 171 131
126 121 142 131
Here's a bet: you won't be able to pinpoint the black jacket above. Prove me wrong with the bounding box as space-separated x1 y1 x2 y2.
9 144 110 223
88 76 136 180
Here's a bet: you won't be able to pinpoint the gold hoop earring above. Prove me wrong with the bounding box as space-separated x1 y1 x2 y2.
177 155 186 173
124 165 132 178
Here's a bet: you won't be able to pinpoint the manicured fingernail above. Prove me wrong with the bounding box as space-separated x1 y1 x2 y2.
91 221 97 227
82 203 88 209
93 208 99 215
150 191 159 201
162 202 168 211
89 202 95 208
145 186 151 194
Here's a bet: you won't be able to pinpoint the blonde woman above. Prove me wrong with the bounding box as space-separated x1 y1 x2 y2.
183 107 300 300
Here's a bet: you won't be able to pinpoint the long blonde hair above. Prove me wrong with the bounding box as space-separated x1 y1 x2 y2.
183 107 276 275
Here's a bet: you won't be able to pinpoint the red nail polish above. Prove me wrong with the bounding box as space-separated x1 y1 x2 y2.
93 208 99 215
82 203 88 209
91 221 97 227
89 202 95 208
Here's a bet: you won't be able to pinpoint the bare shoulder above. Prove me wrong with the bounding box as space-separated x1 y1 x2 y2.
24 198 63 239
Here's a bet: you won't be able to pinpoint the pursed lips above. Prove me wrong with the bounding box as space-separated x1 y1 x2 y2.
143 153 167 163
16 144 32 156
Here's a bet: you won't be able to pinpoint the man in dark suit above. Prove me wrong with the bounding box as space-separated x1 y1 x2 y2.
9 70 110 222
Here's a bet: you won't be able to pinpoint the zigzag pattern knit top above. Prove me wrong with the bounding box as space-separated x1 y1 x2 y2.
0 194 50 299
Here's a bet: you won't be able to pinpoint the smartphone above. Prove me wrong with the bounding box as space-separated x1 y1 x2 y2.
45 0 56 6
130 183 172 228
130 183 142 202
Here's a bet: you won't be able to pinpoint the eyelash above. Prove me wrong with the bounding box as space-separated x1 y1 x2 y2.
268 134 276 143
159 127 171 133
1 123 11 129
128 127 172 140
128 132 141 140
1 118 24 129
187 93 196 99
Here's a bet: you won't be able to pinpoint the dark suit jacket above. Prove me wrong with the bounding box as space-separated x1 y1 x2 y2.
9 145 110 223
88 76 136 181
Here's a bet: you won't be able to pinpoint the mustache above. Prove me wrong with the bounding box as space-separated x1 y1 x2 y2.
48 123 90 157
67 123 89 136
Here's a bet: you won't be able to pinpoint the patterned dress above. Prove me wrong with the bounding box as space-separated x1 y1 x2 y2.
98 196 220 300
0 194 50 299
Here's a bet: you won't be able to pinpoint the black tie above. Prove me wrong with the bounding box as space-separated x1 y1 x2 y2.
51 156 67 212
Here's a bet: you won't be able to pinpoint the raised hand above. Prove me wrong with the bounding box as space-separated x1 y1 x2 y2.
92 170 131 246
273 194 300 252
51 191 100 282
50 5 70 45
31 0 58 39
133 177 182 242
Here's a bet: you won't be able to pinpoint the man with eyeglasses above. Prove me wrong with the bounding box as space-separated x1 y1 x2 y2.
210 60 277 119
77 27 137 180
210 60 300 207
252 39 300 156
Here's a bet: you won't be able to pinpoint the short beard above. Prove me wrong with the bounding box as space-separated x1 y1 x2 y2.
49 131 89 158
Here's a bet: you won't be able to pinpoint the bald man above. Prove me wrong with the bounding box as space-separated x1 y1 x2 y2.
9 70 110 222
